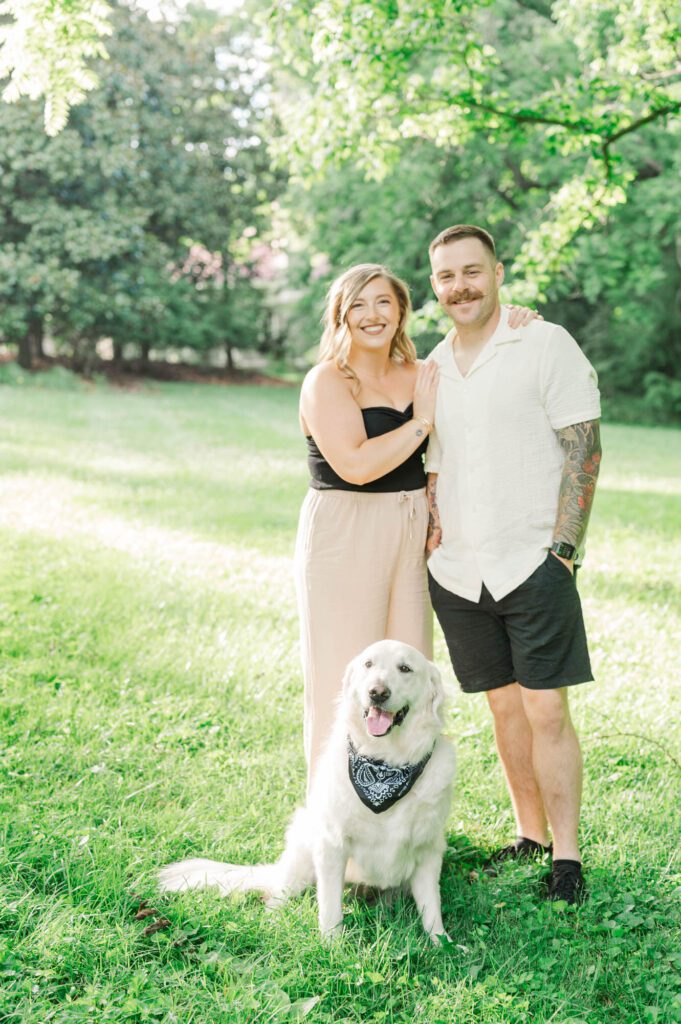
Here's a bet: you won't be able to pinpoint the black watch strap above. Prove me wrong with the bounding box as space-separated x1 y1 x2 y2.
551 541 577 560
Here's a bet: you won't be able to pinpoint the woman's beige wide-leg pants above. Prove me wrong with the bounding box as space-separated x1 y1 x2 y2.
294 487 432 791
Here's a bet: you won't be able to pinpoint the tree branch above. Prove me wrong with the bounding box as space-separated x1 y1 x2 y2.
604 103 681 147
504 157 556 191
634 159 663 182
639 64 681 83
512 0 555 19
492 186 521 211
455 92 590 133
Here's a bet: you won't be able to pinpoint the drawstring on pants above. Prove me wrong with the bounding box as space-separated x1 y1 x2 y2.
398 490 416 540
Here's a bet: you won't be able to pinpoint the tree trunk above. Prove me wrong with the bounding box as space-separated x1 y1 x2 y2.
225 341 235 372
140 341 150 368
17 327 35 370
31 317 45 359
113 340 124 367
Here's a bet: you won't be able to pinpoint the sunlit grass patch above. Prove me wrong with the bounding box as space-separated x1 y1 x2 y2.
1 382 680 1024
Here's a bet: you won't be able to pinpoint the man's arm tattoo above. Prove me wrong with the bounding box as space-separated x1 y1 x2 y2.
426 472 442 551
427 473 440 533
553 420 602 550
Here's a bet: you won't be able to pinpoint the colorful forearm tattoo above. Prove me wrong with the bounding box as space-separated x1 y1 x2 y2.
427 474 441 537
554 420 602 550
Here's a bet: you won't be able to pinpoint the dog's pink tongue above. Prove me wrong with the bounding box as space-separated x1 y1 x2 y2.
366 707 394 737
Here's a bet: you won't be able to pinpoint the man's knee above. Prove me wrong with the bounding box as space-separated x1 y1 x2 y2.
521 687 571 737
486 681 522 717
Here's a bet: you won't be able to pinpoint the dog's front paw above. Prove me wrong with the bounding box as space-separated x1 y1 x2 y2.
320 921 345 944
431 930 452 947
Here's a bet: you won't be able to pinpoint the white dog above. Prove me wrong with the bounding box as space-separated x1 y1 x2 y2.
158 640 456 943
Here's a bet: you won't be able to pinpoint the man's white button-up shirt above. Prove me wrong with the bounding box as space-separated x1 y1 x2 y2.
425 309 601 602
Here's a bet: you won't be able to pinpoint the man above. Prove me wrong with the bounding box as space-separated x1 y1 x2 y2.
425 224 601 904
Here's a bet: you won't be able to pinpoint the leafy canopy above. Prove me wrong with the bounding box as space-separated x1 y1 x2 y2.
266 0 680 298
0 0 112 135
0 1 281 364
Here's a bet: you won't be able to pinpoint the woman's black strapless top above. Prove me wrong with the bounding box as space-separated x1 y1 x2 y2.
307 403 428 492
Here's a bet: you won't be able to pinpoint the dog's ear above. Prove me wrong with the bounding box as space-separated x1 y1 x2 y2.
428 661 445 724
342 655 358 695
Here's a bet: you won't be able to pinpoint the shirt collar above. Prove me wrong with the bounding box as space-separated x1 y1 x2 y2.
443 306 523 355
490 306 523 347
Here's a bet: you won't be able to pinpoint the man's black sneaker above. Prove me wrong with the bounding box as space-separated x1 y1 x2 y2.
547 860 586 904
484 836 552 869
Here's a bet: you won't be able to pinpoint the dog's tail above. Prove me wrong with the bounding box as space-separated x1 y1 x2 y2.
158 810 314 905
158 858 281 897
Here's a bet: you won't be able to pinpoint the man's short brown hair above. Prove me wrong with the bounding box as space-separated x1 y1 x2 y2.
429 224 496 260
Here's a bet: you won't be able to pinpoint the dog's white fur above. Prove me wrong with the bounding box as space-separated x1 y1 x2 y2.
158 640 456 943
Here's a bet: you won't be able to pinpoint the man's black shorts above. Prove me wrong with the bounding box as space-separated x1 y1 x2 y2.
428 553 593 693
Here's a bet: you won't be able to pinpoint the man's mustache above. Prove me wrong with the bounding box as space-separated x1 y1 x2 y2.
447 289 484 304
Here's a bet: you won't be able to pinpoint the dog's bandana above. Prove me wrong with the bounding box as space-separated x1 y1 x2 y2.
347 739 433 813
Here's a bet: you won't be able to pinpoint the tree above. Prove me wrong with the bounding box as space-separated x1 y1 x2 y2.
0 0 112 134
264 0 679 417
266 0 680 299
277 137 529 357
0 1 282 369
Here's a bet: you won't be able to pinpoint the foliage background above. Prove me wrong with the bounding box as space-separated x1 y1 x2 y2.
0 0 679 419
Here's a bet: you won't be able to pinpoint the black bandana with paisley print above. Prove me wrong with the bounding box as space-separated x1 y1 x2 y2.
347 739 433 813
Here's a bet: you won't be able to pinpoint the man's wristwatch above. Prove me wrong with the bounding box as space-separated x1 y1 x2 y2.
551 541 577 560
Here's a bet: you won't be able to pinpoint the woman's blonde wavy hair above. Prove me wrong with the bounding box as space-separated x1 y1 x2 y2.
317 264 417 381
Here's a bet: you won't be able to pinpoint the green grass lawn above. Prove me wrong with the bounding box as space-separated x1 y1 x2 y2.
1 375 680 1024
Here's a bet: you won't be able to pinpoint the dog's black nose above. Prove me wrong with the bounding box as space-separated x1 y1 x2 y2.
369 684 390 704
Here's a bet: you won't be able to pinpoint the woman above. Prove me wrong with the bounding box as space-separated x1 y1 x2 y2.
294 263 534 787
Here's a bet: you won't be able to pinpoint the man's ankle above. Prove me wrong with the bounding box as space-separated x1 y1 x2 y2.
519 830 550 847
552 844 581 861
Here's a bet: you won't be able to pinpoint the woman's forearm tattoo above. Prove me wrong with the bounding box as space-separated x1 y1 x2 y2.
554 420 602 549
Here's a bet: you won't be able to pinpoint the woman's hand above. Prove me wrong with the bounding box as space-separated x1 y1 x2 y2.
412 360 439 428
300 360 440 487
506 304 543 328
